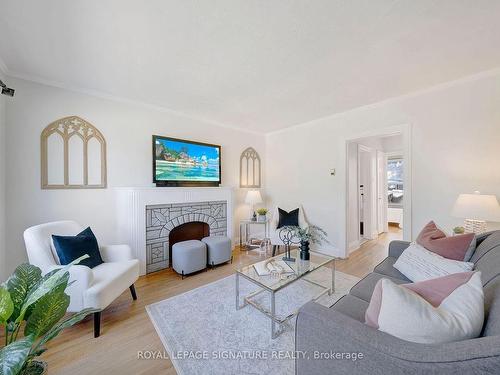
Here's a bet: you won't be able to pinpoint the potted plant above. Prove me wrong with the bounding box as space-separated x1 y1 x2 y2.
0 255 96 375
256 208 268 222
289 225 329 260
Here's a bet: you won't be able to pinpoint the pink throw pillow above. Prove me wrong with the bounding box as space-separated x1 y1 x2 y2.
365 272 476 329
416 221 475 261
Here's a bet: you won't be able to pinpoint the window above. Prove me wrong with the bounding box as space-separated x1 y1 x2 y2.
387 158 403 207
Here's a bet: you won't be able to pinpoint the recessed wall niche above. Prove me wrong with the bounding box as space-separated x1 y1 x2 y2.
41 116 107 189
239 147 261 188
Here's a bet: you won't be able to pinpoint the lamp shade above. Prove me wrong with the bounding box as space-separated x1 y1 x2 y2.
245 190 262 205
451 192 500 222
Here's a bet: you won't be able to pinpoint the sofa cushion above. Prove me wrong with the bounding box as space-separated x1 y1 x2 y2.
393 243 473 282
416 221 475 261
350 272 407 302
471 231 500 284
482 276 500 336
365 272 484 344
330 295 369 322
373 257 410 281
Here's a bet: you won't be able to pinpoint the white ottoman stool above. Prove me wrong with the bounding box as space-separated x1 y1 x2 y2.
172 240 207 278
202 236 232 268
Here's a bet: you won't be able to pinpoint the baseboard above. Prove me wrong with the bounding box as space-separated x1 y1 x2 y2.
348 240 360 254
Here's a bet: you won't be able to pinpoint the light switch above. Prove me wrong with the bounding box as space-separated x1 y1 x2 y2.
330 169 336 176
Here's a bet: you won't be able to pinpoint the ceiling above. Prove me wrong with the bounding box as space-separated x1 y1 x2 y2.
1 1 500 133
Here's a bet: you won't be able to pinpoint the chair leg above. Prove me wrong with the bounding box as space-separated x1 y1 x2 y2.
272 245 277 257
94 311 101 338
129 284 137 301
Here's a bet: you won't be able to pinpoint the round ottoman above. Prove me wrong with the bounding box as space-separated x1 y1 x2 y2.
172 240 207 278
202 236 232 267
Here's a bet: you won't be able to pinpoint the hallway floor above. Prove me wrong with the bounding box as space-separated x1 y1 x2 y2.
337 225 402 278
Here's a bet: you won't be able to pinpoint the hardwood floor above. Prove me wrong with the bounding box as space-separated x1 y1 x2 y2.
38 227 401 374
337 225 402 278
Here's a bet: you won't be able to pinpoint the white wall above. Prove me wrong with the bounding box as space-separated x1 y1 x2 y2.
0 71 6 280
382 134 403 153
266 71 500 257
4 77 266 276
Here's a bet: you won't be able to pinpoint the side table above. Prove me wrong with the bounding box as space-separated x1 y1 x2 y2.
239 219 270 250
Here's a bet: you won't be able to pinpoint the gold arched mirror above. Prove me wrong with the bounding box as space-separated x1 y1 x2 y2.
240 147 261 188
41 116 107 189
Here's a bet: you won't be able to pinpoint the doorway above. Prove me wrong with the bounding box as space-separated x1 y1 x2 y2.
346 131 408 254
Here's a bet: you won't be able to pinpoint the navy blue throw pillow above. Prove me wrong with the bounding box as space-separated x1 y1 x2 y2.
277 208 300 229
52 227 104 268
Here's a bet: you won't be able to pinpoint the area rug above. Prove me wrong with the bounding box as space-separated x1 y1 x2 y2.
146 268 360 375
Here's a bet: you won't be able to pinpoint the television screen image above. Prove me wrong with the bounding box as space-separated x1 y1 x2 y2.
153 136 221 185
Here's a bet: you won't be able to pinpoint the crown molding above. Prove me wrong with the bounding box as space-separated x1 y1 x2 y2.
266 66 500 136
6 70 266 136
6 63 500 137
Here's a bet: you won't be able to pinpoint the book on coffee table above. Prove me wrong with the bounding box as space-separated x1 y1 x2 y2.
253 260 295 276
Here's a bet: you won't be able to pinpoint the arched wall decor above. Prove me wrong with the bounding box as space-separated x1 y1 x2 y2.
239 147 261 188
41 116 107 189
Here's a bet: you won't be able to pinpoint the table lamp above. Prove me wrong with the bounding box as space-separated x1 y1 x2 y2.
451 191 500 234
245 190 262 221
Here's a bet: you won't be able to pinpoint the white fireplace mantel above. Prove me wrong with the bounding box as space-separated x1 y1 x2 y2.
115 187 234 275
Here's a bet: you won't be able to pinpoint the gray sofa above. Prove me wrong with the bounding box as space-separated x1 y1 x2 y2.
296 230 500 374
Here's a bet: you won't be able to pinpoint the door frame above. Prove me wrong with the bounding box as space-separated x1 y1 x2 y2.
357 144 376 243
376 149 388 234
344 124 412 257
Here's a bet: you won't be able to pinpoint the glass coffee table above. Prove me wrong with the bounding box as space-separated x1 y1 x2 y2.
235 249 335 339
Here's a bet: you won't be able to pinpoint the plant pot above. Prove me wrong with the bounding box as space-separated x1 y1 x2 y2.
257 214 267 222
23 360 48 375
299 240 310 260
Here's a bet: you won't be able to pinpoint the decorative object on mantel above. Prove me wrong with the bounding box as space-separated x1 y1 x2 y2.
256 208 268 222
278 226 300 262
239 147 261 188
245 190 262 221
452 191 500 234
41 116 107 189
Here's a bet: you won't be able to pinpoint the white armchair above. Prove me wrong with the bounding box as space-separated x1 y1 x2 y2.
23 220 140 338
270 205 309 256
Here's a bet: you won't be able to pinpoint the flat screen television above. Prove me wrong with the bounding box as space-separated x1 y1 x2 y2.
153 135 221 187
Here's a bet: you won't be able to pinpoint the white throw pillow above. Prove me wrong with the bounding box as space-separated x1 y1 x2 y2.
394 242 474 282
366 272 484 344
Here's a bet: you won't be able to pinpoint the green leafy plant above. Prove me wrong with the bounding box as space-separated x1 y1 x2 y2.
0 256 97 375
283 225 330 245
256 208 268 216
453 226 465 234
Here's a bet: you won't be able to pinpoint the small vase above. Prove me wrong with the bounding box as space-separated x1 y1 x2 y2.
258 214 266 222
300 240 310 260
